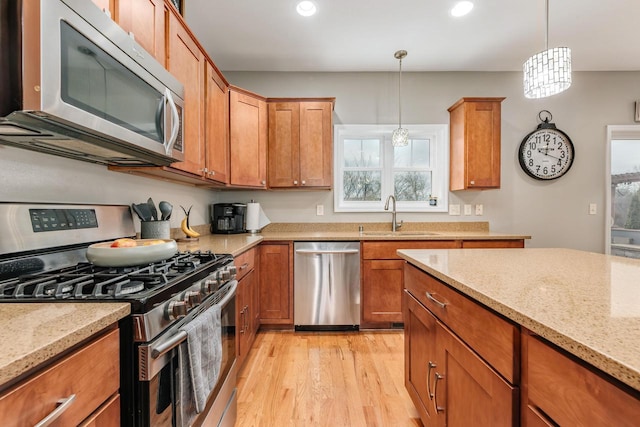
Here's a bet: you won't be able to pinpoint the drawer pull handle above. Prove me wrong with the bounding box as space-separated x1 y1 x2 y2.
35 394 76 427
427 361 436 400
433 373 445 414
426 292 447 309
239 262 249 270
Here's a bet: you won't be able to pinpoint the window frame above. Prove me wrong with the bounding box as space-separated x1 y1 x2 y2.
334 124 449 213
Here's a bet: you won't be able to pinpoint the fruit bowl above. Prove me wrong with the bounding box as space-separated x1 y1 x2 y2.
86 239 178 267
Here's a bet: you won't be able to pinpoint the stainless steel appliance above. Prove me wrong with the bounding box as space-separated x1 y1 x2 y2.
0 203 236 427
211 203 246 234
0 0 185 166
294 241 360 331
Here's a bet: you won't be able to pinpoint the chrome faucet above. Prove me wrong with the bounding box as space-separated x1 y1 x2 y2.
384 195 403 232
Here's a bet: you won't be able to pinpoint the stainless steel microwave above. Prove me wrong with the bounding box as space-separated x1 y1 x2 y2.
0 0 185 166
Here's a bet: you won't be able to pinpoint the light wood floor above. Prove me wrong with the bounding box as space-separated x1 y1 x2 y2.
236 329 422 427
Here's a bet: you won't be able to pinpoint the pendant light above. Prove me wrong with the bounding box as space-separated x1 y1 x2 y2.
523 0 571 99
392 50 409 147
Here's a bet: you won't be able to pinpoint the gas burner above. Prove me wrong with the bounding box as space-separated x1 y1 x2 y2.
105 280 146 296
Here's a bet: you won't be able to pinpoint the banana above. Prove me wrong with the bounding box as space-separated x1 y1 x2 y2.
180 217 200 238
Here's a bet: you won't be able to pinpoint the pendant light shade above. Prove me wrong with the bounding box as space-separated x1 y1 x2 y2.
523 0 571 99
392 50 409 147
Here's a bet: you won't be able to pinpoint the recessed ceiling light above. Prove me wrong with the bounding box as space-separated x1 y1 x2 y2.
296 1 317 17
451 1 474 17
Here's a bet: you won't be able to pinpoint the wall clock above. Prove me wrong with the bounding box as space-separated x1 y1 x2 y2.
518 111 575 180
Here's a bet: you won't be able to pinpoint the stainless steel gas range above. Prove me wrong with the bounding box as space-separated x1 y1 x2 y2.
0 203 238 427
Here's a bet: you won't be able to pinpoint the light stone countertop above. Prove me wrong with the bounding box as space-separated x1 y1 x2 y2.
176 222 530 255
0 303 130 390
398 248 640 391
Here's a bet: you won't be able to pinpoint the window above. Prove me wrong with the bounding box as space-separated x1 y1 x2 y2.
334 124 448 212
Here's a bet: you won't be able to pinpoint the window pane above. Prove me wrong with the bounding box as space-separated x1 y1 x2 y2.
343 171 381 201
394 171 431 201
344 139 381 167
394 139 430 168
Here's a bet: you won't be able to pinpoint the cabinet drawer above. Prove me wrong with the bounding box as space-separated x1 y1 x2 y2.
362 240 459 260
526 335 640 427
79 394 120 427
235 247 256 281
461 239 524 248
404 263 518 383
0 328 120 426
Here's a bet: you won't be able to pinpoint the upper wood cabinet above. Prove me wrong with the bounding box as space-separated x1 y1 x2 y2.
229 86 268 188
448 97 505 191
167 10 205 176
204 61 229 185
117 0 166 66
267 100 334 189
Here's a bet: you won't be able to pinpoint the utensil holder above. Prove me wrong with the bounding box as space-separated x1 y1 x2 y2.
141 221 170 239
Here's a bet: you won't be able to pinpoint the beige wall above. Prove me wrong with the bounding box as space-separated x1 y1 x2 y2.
1 70 639 252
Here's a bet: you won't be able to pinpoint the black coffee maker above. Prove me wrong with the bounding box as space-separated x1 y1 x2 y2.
211 203 246 234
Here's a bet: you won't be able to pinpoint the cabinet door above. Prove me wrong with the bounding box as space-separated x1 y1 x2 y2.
299 102 332 188
204 61 229 184
268 102 300 188
259 243 292 324
435 321 516 427
167 11 205 176
404 291 438 426
449 97 504 191
229 90 267 187
362 259 404 324
117 0 166 66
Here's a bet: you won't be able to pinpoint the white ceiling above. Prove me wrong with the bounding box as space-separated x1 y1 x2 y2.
184 0 640 73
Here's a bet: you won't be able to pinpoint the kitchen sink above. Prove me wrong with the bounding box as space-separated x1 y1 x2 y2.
361 231 440 236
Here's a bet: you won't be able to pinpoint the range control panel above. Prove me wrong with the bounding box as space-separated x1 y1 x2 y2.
29 208 98 233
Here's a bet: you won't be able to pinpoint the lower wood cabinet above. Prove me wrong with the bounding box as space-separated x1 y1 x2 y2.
361 240 458 328
522 332 640 427
258 242 293 325
236 248 258 369
404 267 517 427
0 328 120 426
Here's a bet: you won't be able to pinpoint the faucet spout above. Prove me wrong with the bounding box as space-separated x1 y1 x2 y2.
384 195 403 232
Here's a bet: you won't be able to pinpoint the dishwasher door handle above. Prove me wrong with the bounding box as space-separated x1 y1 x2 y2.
295 249 360 255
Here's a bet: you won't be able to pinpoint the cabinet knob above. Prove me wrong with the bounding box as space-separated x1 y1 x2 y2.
261 180 266 185
301 180 306 185
293 180 298 185
470 180 475 185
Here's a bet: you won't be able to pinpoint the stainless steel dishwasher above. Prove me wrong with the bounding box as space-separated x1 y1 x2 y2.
294 241 360 331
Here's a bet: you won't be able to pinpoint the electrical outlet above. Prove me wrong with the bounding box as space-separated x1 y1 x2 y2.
449 204 461 215
463 204 472 215
475 204 484 216
589 203 597 215
316 204 324 216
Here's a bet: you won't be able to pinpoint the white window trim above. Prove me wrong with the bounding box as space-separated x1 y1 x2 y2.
334 124 449 213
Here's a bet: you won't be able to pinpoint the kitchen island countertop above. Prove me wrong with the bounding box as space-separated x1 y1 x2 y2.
0 302 130 390
398 247 640 391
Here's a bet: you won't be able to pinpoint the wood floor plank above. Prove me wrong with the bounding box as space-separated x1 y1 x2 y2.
237 330 422 427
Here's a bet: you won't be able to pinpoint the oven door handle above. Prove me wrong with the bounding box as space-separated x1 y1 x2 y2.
151 331 187 359
150 280 238 359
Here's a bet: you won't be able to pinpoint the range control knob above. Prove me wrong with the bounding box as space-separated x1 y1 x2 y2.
218 269 231 281
165 300 188 320
184 290 202 308
202 278 219 294
227 265 237 278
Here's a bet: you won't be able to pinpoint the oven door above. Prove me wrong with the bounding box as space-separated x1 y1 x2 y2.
138 280 237 427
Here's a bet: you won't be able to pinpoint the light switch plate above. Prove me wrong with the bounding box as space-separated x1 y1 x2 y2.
475 204 484 215
589 203 597 215
449 204 461 215
316 204 324 216
463 204 472 215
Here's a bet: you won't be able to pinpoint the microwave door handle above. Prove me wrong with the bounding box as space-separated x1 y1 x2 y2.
156 94 165 142
164 88 180 155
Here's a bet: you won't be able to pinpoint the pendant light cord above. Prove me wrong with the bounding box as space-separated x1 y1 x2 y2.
545 0 549 50
398 56 402 128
